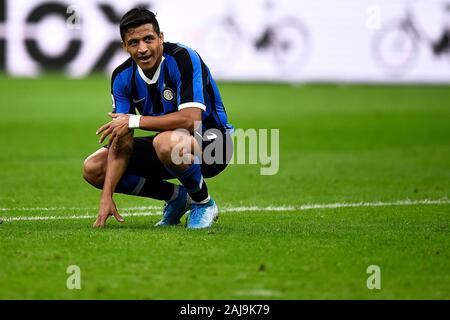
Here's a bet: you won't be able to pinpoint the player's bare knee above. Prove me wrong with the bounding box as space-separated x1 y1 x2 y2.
82 153 105 188
154 130 196 165
153 131 175 161
82 162 101 188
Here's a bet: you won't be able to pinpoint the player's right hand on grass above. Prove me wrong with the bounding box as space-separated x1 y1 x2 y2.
93 197 125 228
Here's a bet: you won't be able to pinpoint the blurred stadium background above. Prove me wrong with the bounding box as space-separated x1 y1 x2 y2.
0 0 449 299
2 0 450 82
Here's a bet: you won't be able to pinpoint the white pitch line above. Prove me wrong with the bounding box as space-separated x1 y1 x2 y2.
0 198 449 222
0 206 162 212
3 212 162 222
2 198 448 213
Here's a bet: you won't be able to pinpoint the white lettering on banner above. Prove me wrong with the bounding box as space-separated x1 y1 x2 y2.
1 0 449 82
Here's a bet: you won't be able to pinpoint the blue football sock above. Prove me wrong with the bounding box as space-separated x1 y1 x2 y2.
115 174 146 195
115 174 175 201
165 164 209 202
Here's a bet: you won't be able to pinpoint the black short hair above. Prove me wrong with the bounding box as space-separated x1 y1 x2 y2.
119 8 160 41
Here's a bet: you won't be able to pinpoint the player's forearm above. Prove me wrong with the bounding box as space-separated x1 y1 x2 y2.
101 152 128 198
101 135 133 198
138 108 201 133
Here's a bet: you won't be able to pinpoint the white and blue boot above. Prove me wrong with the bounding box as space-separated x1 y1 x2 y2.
187 198 219 229
155 186 190 226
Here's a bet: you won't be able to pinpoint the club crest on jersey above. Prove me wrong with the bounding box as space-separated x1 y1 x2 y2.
162 87 175 101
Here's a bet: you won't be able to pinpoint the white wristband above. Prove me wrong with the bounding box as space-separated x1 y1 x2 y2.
128 115 141 129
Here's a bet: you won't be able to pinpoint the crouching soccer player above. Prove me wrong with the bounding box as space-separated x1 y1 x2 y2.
82 8 233 229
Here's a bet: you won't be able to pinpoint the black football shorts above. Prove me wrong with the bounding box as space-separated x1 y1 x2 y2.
106 132 233 181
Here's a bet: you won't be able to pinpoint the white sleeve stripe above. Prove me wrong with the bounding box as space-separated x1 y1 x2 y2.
178 102 206 111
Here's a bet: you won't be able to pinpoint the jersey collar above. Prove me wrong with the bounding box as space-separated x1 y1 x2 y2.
137 56 165 85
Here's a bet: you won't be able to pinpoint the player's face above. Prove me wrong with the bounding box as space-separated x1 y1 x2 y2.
122 23 164 77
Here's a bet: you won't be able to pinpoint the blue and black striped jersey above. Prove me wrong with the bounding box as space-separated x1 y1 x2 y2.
111 42 233 133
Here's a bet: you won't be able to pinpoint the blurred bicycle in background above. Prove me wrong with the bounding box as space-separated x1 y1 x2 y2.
192 1 311 75
372 1 450 75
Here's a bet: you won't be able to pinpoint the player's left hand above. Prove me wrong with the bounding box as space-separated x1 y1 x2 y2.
96 113 131 144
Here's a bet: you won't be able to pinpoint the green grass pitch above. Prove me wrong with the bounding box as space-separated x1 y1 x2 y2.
0 75 449 299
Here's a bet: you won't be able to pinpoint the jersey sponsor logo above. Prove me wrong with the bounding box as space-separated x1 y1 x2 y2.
162 87 175 101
